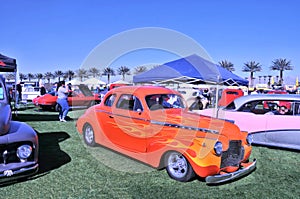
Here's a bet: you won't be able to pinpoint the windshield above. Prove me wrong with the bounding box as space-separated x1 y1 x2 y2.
145 94 185 110
0 77 7 102
223 101 236 110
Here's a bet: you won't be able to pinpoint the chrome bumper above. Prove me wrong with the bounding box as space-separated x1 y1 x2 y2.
0 163 39 183
205 159 257 185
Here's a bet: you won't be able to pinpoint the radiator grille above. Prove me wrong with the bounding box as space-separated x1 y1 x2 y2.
221 140 244 168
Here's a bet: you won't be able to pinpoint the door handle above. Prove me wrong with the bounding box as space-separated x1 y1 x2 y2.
109 115 114 118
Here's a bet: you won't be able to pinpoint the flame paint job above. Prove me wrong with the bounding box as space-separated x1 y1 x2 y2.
76 86 254 179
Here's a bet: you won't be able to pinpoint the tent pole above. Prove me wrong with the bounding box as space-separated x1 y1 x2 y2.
215 75 221 118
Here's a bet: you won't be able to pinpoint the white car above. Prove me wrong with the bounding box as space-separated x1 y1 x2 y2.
177 88 209 109
22 86 41 101
194 94 300 150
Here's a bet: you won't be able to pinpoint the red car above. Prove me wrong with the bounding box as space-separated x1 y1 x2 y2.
218 88 244 107
33 84 100 111
266 90 288 94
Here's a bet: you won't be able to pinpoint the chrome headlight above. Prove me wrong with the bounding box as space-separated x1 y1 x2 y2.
246 134 254 145
214 141 223 156
17 145 32 161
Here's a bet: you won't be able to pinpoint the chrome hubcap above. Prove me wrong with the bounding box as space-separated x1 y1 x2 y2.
85 126 94 143
168 153 188 178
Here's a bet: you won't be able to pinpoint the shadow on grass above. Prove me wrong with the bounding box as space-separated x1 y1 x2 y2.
36 131 72 174
12 113 74 122
0 131 71 187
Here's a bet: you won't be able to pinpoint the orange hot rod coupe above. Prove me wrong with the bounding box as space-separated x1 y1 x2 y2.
76 86 256 184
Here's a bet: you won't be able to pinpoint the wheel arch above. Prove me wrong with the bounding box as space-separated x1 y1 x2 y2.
158 150 190 169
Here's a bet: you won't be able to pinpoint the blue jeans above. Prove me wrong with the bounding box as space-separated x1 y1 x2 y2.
57 98 70 119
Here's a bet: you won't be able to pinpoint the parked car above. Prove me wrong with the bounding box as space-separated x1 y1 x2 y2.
194 94 300 150
218 88 244 107
22 86 41 101
285 84 297 94
0 75 38 183
177 88 209 110
266 90 288 94
76 86 256 184
33 84 100 111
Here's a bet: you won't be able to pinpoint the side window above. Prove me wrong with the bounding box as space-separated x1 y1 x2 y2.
116 94 143 111
239 100 268 114
292 102 300 115
104 94 116 107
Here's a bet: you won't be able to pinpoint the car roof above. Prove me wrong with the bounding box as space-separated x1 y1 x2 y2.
111 85 180 96
233 94 300 108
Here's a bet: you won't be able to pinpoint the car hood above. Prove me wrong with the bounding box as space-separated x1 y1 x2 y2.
0 103 12 135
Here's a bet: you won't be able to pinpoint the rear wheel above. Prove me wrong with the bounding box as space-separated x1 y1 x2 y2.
166 151 195 182
83 123 96 147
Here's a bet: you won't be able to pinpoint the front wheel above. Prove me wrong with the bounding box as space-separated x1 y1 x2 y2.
166 151 195 182
83 123 96 147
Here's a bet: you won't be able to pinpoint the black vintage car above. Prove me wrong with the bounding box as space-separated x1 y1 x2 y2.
0 75 38 183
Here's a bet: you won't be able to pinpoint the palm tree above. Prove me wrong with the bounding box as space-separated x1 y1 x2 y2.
35 73 43 84
134 66 148 74
242 61 262 87
54 70 64 82
27 73 34 82
19 73 27 81
88 67 100 78
117 66 130 80
218 60 235 72
65 70 75 81
102 67 115 84
44 72 54 83
270 58 293 85
76 69 88 81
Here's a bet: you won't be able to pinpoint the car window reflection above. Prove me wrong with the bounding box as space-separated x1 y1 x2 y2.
145 94 185 110
116 94 143 112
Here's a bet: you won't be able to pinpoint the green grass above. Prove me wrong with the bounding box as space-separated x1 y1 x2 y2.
1 105 300 199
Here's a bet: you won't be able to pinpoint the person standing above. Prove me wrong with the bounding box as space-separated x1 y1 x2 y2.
56 81 70 122
15 81 22 108
40 84 46 95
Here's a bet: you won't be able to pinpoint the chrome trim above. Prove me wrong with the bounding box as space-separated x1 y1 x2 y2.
0 163 38 179
205 159 256 185
96 109 219 134
150 120 219 134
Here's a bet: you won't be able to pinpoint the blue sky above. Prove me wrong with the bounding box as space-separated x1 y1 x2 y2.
1 0 299 84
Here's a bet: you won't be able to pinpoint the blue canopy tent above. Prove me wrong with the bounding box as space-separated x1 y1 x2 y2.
133 54 248 86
